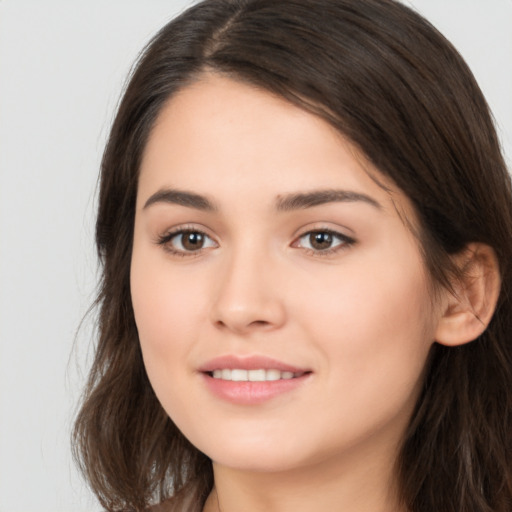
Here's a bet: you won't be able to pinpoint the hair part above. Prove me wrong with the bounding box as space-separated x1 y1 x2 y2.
73 1 512 511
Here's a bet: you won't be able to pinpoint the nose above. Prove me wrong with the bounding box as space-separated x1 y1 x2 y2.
210 246 287 335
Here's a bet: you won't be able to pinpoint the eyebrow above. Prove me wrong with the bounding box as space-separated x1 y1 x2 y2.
275 189 382 211
143 189 217 211
143 188 382 212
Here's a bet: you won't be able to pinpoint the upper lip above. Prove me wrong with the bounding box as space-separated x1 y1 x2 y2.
198 355 310 374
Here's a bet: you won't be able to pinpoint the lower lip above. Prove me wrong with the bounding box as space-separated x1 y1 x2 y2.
201 373 311 405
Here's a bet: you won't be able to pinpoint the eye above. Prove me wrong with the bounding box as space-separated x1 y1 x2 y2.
294 229 354 255
158 229 217 255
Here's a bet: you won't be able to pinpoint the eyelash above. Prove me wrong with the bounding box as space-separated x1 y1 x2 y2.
294 228 355 256
156 226 216 258
156 226 355 258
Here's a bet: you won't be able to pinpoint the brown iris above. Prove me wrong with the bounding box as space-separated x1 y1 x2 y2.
309 232 333 250
181 232 205 251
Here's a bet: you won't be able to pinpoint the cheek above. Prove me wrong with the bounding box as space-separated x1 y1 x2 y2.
130 252 211 429
298 248 435 404
300 244 432 328
130 250 207 367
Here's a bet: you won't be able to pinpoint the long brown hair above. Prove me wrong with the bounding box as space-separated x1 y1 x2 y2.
73 1 512 511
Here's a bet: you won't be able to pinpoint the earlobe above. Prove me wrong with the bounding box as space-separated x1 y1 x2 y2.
435 243 501 347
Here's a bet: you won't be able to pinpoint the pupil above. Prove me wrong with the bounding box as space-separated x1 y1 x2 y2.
311 232 332 250
183 232 204 250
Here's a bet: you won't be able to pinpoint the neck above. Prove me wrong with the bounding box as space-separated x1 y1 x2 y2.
203 443 405 512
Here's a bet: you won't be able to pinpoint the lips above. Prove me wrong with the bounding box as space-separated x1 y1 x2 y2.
199 354 309 374
212 368 300 381
198 355 312 405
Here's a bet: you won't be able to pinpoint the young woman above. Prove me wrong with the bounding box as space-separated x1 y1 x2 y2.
73 1 512 511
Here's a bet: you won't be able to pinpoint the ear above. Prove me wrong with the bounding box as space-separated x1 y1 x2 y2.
435 243 501 347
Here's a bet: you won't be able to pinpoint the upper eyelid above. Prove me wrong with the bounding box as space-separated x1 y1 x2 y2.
154 224 212 250
156 228 217 257
297 227 351 237
160 229 216 245
293 229 355 247
293 224 355 241
158 223 215 239
156 224 355 249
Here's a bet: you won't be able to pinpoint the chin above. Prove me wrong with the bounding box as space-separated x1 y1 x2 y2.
210 448 309 474
185 425 326 474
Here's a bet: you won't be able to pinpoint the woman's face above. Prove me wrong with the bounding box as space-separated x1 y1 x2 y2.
131 74 442 474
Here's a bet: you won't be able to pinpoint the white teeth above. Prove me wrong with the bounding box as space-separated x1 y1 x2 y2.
211 369 299 381
231 369 248 381
266 369 281 381
248 369 266 382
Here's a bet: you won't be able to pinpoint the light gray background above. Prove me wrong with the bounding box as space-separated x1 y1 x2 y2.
0 1 510 511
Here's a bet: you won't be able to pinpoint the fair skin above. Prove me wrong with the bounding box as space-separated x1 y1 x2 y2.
130 74 497 512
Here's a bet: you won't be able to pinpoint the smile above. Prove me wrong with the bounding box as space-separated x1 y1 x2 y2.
199 355 312 404
211 369 302 381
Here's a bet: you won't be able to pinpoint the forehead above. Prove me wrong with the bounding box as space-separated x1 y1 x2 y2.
137 73 415 222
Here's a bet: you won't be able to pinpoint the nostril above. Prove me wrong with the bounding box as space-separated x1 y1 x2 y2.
211 300 286 333
250 320 270 327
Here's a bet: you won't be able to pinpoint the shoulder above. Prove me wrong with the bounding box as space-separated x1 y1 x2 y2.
148 494 199 512
148 500 175 512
